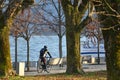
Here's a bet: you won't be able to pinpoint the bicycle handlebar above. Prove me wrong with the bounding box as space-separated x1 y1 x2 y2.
39 56 52 58
45 57 51 58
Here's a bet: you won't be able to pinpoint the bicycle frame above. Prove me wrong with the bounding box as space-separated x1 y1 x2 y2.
37 57 51 73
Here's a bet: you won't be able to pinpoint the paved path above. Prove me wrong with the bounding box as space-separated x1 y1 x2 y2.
25 63 106 76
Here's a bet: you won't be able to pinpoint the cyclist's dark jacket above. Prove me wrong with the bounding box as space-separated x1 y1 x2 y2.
40 48 52 58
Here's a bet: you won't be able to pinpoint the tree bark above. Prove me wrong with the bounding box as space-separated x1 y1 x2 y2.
0 25 12 76
103 29 120 80
0 0 34 76
66 28 81 73
61 0 88 74
92 0 120 79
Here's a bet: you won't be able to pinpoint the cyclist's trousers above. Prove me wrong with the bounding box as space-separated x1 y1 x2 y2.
40 57 46 69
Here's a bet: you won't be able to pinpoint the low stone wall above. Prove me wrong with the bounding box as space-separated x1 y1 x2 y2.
12 61 38 68
12 57 106 68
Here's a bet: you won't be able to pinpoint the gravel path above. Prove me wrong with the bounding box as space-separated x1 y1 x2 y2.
24 63 106 76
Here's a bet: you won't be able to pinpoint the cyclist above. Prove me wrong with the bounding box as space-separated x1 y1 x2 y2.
39 45 52 72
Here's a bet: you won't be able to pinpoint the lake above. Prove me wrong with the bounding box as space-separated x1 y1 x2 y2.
10 36 67 62
10 36 105 62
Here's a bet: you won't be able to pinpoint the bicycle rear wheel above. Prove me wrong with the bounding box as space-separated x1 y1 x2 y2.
37 59 43 73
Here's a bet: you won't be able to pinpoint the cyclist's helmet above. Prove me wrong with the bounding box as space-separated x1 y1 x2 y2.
44 45 47 49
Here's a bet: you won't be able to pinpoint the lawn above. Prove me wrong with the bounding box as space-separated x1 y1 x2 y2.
1 71 107 80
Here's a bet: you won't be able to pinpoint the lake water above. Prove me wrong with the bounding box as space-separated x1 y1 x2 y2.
10 36 67 62
10 36 105 62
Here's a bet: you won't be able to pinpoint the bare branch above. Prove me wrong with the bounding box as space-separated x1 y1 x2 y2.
103 0 119 15
4 0 22 19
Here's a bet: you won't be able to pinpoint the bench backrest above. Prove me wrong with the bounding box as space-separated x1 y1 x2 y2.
49 58 63 65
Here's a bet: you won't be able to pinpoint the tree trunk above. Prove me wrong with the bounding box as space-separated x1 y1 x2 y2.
66 27 81 73
15 36 18 70
0 26 12 76
103 29 120 80
59 36 62 58
58 1 63 59
61 0 88 74
97 31 100 64
0 0 34 76
64 6 83 73
92 0 120 79
64 10 82 74
26 40 30 71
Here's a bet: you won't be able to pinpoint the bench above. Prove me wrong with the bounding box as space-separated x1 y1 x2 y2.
82 55 95 64
62 57 67 65
49 58 63 66
48 58 65 70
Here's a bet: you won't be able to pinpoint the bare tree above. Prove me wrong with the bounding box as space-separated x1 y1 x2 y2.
10 19 23 70
11 8 39 71
32 0 65 59
82 19 103 64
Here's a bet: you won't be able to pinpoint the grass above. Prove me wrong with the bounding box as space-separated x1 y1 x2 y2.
0 71 107 80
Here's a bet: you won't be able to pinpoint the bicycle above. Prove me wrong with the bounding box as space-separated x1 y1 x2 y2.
37 57 51 73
